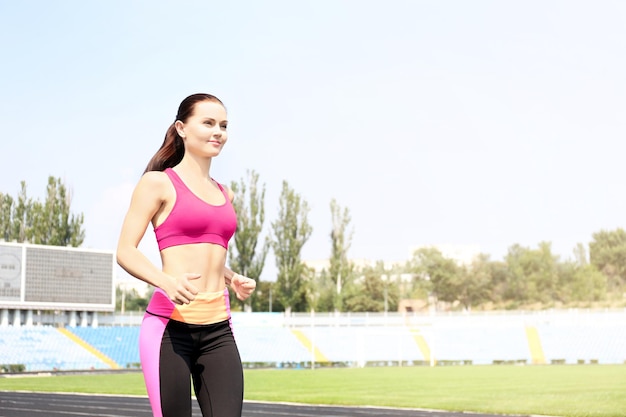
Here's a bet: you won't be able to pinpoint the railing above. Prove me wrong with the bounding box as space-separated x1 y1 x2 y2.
2 307 625 328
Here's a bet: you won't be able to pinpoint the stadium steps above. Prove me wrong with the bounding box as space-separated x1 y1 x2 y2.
290 329 329 362
67 327 140 368
525 326 546 364
410 328 432 364
58 328 119 369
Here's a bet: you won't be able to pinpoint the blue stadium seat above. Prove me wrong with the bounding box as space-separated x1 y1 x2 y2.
2 311 624 372
68 326 141 368
0 326 110 371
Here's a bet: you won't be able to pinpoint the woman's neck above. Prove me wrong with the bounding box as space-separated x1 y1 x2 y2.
177 155 212 179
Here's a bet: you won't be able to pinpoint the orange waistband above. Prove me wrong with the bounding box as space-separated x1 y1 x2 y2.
171 290 229 325
147 288 230 325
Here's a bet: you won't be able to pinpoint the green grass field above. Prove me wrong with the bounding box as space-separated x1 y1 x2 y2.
1 365 624 417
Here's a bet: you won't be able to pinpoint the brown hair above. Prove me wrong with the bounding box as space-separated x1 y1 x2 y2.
144 93 225 173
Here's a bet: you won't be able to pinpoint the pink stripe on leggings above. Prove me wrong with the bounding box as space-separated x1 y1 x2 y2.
140 289 175 417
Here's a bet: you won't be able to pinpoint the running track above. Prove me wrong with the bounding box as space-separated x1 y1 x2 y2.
0 391 516 417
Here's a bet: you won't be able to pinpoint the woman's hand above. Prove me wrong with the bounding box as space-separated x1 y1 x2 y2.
231 274 256 301
163 273 201 305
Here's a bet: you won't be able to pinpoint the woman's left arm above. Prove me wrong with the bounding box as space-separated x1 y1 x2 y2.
223 186 257 301
224 267 257 301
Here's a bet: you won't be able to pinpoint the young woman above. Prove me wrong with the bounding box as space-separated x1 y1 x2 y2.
116 93 256 417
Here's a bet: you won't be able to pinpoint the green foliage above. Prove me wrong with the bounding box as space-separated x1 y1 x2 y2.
270 181 312 314
411 247 461 303
116 286 151 312
559 262 607 303
308 269 337 312
327 199 354 312
0 176 84 247
505 242 561 303
0 192 13 241
6 175 624 313
589 228 626 292
10 182 31 242
457 253 493 309
343 261 399 312
251 281 284 312
229 170 270 311
0 363 25 373
396 240 615 311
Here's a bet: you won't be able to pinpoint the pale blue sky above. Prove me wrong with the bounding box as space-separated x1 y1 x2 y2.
2 1 626 281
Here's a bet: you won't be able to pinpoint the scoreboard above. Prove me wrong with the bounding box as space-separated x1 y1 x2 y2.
0 242 115 312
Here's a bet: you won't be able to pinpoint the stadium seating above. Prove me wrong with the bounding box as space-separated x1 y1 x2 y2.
234 326 312 365
537 321 626 364
426 321 531 365
68 326 141 368
295 326 424 365
2 311 625 372
0 326 110 371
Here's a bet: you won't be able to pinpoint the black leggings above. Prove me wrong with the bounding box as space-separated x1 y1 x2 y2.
140 315 243 417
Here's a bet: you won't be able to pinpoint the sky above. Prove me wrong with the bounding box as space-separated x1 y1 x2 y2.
1 1 626 283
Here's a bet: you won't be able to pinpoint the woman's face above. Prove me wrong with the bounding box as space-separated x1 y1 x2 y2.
177 100 228 158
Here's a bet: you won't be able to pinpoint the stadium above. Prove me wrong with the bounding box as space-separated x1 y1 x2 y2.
1 242 625 373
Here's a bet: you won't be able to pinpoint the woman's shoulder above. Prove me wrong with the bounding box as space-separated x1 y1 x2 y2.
135 170 171 195
141 169 170 183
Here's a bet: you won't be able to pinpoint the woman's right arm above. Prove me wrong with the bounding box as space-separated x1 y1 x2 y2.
116 172 197 304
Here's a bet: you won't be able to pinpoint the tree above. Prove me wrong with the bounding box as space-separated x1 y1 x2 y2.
32 177 85 246
504 242 561 305
328 198 354 312
457 253 493 310
486 259 509 305
116 285 151 312
302 265 321 312
253 281 283 312
0 177 84 247
344 273 385 312
558 260 607 303
0 192 14 241
270 181 312 314
308 268 336 312
411 247 461 305
228 170 269 312
344 261 399 312
530 242 560 303
504 244 531 303
11 182 31 242
589 228 626 292
564 243 607 302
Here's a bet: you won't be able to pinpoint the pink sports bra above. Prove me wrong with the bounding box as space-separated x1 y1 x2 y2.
154 168 237 251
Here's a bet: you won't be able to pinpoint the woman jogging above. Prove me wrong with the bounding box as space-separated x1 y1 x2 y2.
116 93 256 417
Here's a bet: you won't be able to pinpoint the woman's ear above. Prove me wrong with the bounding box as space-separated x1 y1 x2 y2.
175 120 186 138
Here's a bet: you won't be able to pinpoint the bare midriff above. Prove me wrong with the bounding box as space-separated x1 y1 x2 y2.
160 243 227 292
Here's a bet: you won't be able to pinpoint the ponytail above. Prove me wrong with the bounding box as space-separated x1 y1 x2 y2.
144 123 185 173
